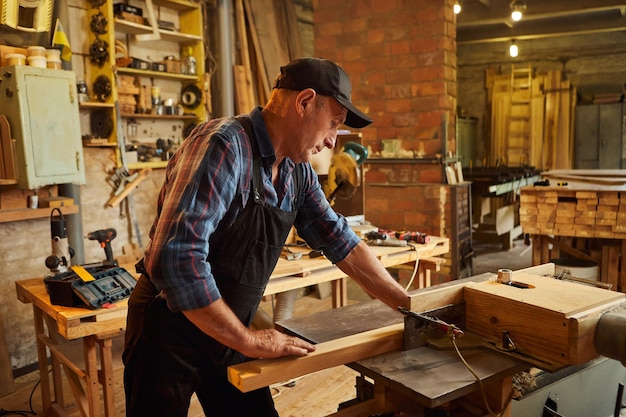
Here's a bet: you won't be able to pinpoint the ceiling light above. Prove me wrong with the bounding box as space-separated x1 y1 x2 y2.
454 1 461 15
510 0 526 21
509 40 519 57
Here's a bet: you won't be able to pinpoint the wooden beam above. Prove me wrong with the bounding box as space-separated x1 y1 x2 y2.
228 323 403 393
458 12 626 44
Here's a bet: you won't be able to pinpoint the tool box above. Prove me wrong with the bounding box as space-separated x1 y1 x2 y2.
44 265 136 309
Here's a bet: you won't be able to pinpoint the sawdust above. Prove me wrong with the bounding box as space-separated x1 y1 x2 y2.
512 370 537 399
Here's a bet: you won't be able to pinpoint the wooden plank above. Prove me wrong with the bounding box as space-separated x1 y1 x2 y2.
233 65 252 113
234 0 256 107
228 323 404 393
0 310 15 396
244 0 270 102
0 114 16 181
621 240 626 293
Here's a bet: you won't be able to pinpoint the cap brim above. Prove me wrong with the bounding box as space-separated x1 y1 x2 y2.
335 96 373 128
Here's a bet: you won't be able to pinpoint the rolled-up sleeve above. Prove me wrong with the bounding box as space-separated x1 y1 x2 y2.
294 165 361 264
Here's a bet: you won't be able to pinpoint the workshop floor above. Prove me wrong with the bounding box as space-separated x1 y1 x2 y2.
0 237 534 417
471 235 533 275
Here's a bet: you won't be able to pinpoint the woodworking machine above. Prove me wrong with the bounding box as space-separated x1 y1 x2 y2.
322 141 368 205
228 264 626 415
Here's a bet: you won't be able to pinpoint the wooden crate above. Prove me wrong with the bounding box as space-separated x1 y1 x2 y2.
464 273 625 368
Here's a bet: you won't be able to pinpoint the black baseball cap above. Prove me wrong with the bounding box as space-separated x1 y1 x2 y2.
273 57 373 128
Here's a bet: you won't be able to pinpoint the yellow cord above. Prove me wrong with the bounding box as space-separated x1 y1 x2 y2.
450 334 513 417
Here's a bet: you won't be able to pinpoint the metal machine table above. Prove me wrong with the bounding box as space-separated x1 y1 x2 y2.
277 275 525 416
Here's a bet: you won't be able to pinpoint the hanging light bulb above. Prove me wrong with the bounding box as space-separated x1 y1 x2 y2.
454 0 462 15
509 40 519 57
510 0 527 21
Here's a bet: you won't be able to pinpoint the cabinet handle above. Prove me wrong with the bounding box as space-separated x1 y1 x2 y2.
69 83 75 103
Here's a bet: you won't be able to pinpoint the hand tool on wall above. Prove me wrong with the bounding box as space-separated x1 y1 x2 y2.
86 228 118 267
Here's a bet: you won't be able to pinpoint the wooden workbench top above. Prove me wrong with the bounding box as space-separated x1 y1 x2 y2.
15 278 129 340
272 236 449 278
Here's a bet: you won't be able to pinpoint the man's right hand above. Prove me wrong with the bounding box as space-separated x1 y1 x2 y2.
246 328 315 359
182 298 315 359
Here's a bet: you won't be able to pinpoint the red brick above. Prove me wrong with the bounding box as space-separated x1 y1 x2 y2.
366 197 390 212
344 18 369 34
391 40 411 56
343 46 362 61
411 38 439 54
393 113 419 127
365 169 389 183
315 35 338 52
420 168 444 183
316 21 344 37
386 69 412 85
367 29 386 44
365 71 386 87
386 98 412 113
413 80 447 97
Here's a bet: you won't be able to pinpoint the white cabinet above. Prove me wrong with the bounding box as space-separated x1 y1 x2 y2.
0 66 86 189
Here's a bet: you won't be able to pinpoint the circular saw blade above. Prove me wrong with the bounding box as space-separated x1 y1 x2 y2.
327 152 360 200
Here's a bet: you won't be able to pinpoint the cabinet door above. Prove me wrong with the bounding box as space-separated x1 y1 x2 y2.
575 103 625 169
598 103 623 169
0 66 85 189
574 105 599 169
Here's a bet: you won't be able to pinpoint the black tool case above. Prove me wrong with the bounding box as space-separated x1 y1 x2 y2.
45 266 137 309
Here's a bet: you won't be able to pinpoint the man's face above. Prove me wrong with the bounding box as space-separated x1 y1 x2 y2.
294 95 347 163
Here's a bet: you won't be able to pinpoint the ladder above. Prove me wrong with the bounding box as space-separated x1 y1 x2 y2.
506 64 532 166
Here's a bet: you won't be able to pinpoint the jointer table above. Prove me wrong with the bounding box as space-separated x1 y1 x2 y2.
276 273 527 416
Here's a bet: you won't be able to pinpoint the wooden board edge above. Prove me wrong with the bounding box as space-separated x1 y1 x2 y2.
228 323 404 393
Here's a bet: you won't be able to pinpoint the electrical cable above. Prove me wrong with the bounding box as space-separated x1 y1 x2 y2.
450 333 513 417
0 376 40 416
402 243 420 291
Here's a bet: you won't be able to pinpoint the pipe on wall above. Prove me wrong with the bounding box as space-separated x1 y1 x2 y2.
216 0 234 117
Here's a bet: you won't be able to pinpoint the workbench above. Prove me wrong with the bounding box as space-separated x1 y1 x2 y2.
268 236 449 307
276 273 527 417
15 236 449 417
15 278 127 417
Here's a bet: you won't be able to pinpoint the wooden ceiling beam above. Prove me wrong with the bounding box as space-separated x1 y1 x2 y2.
457 0 626 27
457 10 626 44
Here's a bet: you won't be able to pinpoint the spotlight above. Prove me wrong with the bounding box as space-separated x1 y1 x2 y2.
509 40 519 57
510 0 526 21
454 1 461 14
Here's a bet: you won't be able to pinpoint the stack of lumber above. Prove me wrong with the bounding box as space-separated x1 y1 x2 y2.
117 75 139 114
486 67 576 170
232 0 303 113
520 186 626 239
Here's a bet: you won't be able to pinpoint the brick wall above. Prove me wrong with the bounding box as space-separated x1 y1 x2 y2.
314 0 464 278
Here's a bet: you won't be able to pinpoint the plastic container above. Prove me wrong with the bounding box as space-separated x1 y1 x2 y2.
47 59 62 70
5 53 25 66
27 55 47 68
27 46 46 57
46 48 61 61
